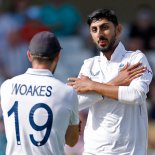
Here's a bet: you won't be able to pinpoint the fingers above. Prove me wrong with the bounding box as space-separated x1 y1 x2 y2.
129 66 146 77
133 66 146 73
67 77 84 89
129 73 144 81
67 77 78 87
67 81 75 86
67 77 79 82
128 66 146 82
128 62 142 71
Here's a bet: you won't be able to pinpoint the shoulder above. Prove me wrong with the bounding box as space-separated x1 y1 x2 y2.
53 77 78 99
0 78 13 95
10 73 27 82
57 83 78 108
1 79 10 89
0 73 31 92
83 56 100 67
63 84 78 100
84 56 100 63
79 56 100 77
124 49 148 63
0 74 23 87
125 49 145 59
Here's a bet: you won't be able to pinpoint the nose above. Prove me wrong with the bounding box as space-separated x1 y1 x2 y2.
97 32 105 40
97 28 104 38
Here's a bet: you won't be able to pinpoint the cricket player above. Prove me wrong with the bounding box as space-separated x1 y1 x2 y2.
0 31 79 155
68 9 153 155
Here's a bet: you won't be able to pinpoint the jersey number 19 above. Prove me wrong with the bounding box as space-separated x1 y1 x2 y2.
8 101 53 146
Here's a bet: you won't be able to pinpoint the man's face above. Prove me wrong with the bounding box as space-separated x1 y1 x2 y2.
90 18 119 53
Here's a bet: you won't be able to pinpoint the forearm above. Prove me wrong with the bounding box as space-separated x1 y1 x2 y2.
90 81 119 100
91 81 146 104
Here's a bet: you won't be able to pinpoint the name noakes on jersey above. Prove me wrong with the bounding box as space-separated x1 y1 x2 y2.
11 83 52 97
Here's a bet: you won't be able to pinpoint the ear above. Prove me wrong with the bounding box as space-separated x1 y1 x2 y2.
116 24 123 37
27 50 32 62
54 52 60 63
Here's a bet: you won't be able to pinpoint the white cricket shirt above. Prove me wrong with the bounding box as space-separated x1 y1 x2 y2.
78 42 153 155
0 69 79 155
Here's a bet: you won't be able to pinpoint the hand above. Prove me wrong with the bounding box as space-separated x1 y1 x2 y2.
108 62 146 86
67 75 94 93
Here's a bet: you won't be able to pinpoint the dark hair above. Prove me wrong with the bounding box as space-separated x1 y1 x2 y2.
87 9 118 26
29 31 62 61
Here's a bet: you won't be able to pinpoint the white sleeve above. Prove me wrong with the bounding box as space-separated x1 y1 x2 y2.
78 93 103 111
78 58 94 78
119 86 146 105
69 89 79 125
118 51 153 105
78 58 103 111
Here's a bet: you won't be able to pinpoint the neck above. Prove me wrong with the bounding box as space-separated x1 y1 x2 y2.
32 62 53 71
103 51 113 60
103 42 118 60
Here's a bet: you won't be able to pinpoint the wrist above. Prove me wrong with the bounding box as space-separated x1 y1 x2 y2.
107 79 120 86
90 81 101 92
89 80 96 91
107 81 115 86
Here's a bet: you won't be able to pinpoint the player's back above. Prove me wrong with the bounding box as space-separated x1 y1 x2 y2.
0 69 79 155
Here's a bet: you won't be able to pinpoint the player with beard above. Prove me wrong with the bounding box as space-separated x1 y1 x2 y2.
68 9 153 155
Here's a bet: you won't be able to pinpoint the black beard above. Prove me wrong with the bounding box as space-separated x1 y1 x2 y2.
97 33 116 53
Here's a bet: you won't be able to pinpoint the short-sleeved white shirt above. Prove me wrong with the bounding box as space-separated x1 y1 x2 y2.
78 42 153 155
0 68 79 155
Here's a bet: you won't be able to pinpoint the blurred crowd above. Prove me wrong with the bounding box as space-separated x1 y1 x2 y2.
0 0 155 155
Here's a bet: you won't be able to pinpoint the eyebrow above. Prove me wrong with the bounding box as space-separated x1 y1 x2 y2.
91 22 110 26
91 22 110 28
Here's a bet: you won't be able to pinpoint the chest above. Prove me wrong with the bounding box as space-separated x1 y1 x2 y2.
89 59 128 83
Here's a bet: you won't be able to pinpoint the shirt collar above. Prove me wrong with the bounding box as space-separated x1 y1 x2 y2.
100 42 127 62
26 68 53 77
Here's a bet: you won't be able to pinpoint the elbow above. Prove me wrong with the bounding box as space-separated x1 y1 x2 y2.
66 134 79 147
129 95 142 104
68 139 79 147
129 89 145 104
119 86 145 105
65 125 79 147
67 143 75 147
